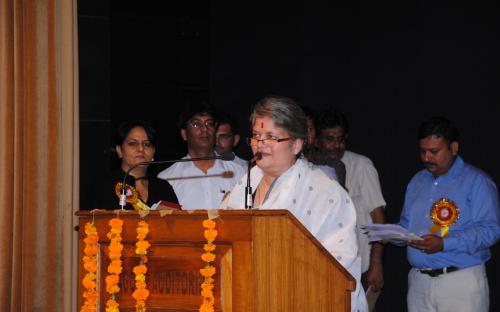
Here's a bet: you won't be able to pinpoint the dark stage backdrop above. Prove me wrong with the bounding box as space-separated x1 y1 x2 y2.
79 1 500 310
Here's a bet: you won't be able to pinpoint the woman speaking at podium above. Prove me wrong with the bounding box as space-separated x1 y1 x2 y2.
89 120 178 210
220 96 367 312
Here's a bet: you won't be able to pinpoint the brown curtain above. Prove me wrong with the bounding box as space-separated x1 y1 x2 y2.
0 0 79 311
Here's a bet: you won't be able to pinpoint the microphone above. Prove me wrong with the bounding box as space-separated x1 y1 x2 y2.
119 151 235 209
245 152 262 209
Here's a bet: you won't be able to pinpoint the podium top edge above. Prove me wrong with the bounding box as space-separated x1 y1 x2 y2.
75 209 292 218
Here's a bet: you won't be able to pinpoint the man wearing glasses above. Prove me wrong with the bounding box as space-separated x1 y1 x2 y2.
316 108 386 311
157 102 245 209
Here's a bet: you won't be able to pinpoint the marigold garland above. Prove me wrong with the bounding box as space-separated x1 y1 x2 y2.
132 220 151 311
199 219 217 312
81 222 99 312
106 218 124 312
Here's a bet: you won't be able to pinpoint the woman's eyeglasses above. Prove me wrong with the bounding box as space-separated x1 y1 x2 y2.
246 136 291 146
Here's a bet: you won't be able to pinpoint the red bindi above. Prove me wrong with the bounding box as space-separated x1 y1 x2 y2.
260 122 264 128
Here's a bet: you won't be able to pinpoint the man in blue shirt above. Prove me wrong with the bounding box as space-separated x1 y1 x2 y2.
400 116 500 312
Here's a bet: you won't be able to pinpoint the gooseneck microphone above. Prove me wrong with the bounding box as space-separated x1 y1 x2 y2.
119 152 235 209
245 152 262 209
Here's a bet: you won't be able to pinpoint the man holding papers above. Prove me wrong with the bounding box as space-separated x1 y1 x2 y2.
398 116 500 312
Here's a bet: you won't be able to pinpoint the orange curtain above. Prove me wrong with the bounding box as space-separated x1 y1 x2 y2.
0 0 79 310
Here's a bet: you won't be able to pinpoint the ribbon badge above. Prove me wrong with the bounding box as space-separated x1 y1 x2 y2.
115 182 150 211
429 198 459 237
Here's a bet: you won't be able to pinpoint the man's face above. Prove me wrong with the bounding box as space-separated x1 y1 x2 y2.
317 126 347 160
181 113 216 152
215 123 239 155
419 135 458 177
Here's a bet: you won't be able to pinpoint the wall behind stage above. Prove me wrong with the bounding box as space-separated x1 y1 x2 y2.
209 1 500 311
79 1 500 310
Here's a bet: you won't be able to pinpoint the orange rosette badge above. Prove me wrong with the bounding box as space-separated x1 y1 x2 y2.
115 182 150 211
429 198 459 237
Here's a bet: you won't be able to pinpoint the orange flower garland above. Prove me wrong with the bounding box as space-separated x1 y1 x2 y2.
132 220 151 311
199 219 218 312
106 218 124 312
81 222 99 312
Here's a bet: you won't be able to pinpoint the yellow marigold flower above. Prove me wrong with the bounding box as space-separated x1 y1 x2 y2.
202 277 214 284
203 243 216 252
108 251 121 259
84 236 98 245
84 260 97 273
109 242 123 251
204 295 215 305
202 219 216 229
106 299 119 308
133 264 147 275
135 300 146 309
201 252 216 262
109 218 123 228
200 266 216 277
137 222 149 237
136 240 151 251
110 228 122 235
200 304 214 312
80 306 96 312
135 280 147 289
204 229 218 242
105 274 119 285
83 289 99 300
84 245 99 256
82 278 96 289
201 288 214 298
84 272 96 281
84 222 96 232
201 282 214 291
107 260 123 274
132 288 150 301
135 274 146 282
106 284 120 294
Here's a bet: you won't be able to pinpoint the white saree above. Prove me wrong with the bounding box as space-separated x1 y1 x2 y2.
220 158 367 312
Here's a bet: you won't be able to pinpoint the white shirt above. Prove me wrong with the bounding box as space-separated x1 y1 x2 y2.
157 155 245 210
342 150 386 273
233 154 248 168
220 158 367 312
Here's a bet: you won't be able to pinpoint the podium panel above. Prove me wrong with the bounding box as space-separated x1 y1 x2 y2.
76 210 354 311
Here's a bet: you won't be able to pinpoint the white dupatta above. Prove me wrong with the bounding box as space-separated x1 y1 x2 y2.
220 158 367 312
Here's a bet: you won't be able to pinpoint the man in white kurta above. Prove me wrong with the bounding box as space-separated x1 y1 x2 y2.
158 156 245 210
342 150 386 276
220 158 368 312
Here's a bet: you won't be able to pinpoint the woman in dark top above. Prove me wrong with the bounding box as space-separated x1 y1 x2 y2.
90 120 178 210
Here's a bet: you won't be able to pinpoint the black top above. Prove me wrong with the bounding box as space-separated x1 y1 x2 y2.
87 169 178 210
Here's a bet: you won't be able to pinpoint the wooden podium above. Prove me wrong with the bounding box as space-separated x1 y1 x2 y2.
76 210 355 311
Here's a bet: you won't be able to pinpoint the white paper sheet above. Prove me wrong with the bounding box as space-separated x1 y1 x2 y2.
360 224 422 242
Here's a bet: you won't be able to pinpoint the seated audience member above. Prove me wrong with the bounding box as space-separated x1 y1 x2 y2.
90 120 178 210
157 102 245 209
215 111 248 167
220 95 368 312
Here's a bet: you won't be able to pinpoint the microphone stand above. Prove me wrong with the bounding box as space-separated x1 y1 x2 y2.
245 161 252 209
245 152 262 209
119 153 234 209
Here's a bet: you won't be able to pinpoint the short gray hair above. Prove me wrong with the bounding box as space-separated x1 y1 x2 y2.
249 95 307 140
